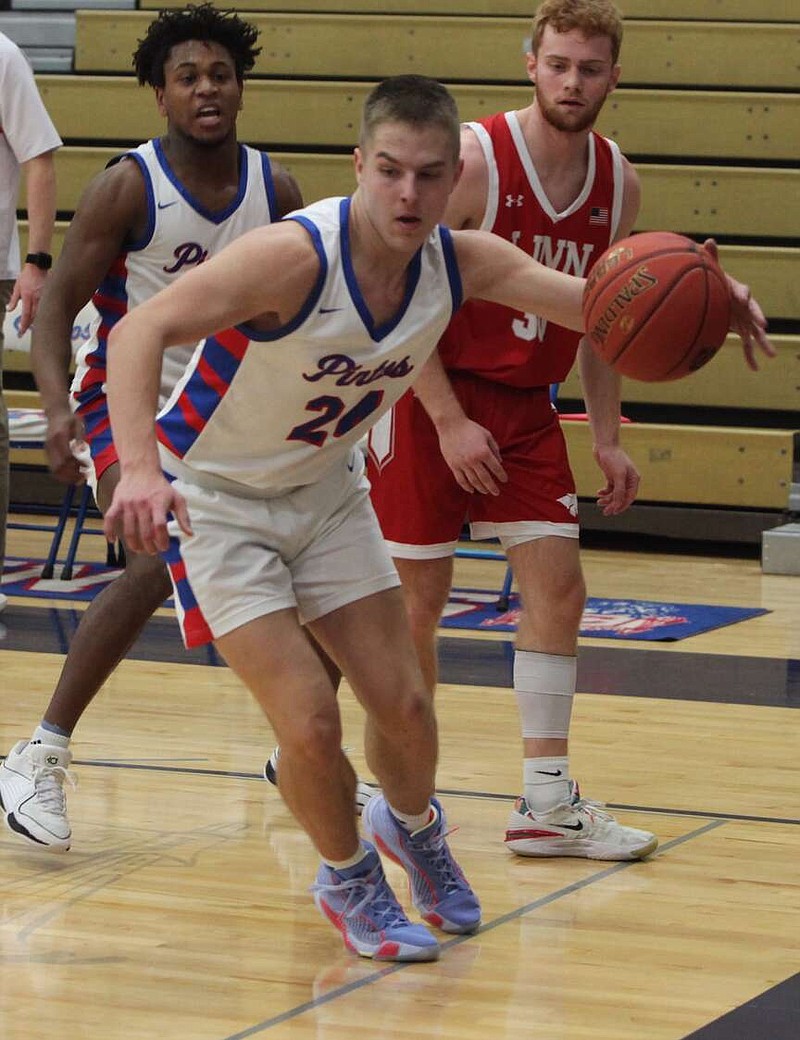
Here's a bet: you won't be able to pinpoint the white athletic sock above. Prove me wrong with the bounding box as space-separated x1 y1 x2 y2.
32 724 70 748
324 843 370 872
388 801 437 835
523 756 571 813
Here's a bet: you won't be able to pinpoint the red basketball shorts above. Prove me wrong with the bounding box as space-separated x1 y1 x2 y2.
367 372 579 559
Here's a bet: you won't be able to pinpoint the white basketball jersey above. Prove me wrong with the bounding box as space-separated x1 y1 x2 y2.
71 138 278 411
157 195 462 494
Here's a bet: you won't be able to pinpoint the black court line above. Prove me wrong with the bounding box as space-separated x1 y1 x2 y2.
218 821 727 1040
3 755 792 828
2 604 798 708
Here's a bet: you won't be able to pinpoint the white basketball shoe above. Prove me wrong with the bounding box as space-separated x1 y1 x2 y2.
0 740 74 851
263 746 380 816
505 781 658 861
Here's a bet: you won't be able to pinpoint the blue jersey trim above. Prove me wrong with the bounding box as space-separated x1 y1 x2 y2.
124 151 156 251
157 331 243 459
439 224 463 316
153 138 248 225
261 152 278 222
237 214 328 342
157 331 248 459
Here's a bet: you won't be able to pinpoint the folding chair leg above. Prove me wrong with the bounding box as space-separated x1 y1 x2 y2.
41 485 76 579
497 564 514 611
60 484 94 580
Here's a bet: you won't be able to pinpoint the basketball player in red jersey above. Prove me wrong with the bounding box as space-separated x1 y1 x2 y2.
367 0 677 859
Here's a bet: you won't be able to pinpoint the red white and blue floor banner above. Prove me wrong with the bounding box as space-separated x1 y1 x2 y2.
441 588 769 641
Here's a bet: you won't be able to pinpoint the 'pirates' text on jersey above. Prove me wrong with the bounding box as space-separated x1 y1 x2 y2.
438 111 623 388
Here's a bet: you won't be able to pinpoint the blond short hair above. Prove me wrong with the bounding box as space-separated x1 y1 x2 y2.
360 75 460 165
531 0 623 64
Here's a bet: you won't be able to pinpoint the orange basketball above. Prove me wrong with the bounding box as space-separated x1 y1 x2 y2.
582 231 731 382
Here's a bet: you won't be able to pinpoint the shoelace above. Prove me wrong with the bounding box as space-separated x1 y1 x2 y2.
522 791 612 825
410 826 465 892
567 783 614 823
32 764 76 814
312 869 410 929
570 796 614 824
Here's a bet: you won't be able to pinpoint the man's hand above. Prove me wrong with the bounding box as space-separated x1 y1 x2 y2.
104 471 192 554
8 266 47 335
438 416 508 495
593 444 640 516
44 407 86 484
702 239 776 371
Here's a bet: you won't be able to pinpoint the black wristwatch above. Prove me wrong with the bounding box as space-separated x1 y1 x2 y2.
25 251 53 270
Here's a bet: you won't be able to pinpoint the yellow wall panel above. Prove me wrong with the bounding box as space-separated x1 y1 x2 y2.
76 13 798 90
559 335 800 412
35 77 800 164
564 421 795 508
139 0 795 20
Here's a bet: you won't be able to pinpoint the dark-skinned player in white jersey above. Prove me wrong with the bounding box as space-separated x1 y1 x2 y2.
0 4 306 851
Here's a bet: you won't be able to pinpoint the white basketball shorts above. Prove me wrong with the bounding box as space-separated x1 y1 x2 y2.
162 453 400 648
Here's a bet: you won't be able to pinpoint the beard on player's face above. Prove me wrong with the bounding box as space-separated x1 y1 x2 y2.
536 91 607 134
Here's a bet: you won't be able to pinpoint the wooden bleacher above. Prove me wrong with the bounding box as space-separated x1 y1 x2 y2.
25 145 799 240
32 73 798 161
12 2 799 544
139 0 797 20
74 11 796 90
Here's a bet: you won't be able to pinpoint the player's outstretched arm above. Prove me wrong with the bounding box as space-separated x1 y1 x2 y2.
454 230 585 331
702 239 775 370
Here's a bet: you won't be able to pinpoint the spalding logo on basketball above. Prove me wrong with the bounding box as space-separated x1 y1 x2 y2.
582 231 732 382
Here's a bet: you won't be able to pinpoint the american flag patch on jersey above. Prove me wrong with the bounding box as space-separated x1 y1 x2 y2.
589 206 609 225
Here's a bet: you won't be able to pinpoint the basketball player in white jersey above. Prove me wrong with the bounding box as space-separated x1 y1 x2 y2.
99 77 768 961
0 5 303 851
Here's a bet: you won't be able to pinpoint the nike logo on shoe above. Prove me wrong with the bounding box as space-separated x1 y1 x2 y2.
506 821 584 841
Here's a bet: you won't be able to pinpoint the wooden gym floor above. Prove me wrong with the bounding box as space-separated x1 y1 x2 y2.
1 517 798 1040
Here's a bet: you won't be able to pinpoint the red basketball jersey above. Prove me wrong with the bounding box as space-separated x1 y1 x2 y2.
439 111 624 387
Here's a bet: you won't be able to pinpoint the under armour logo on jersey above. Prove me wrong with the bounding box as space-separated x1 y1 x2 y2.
505 194 524 208
557 493 579 517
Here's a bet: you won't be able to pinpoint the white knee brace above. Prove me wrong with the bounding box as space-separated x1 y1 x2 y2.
513 650 576 739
